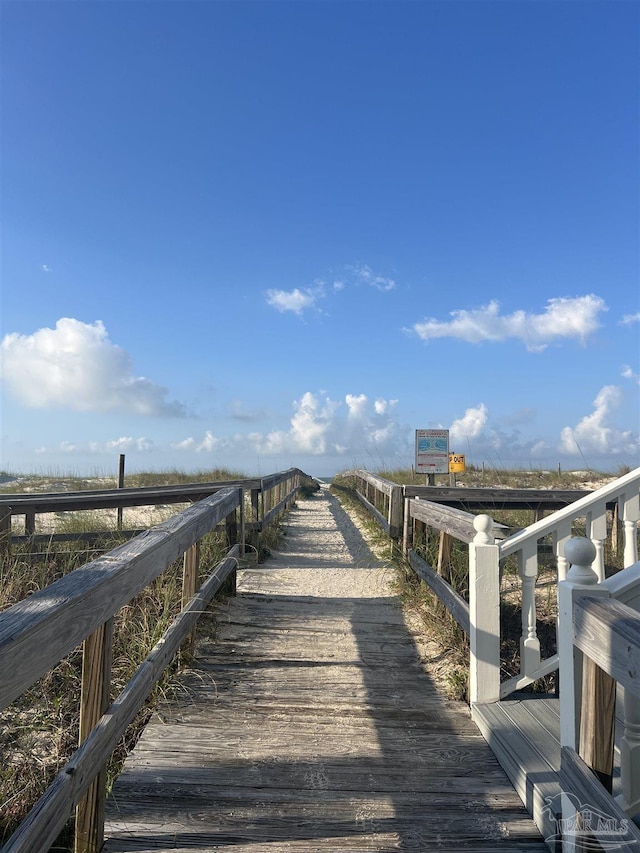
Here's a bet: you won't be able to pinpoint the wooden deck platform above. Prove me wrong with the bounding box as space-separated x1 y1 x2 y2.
103 487 549 852
472 698 562 846
473 690 629 847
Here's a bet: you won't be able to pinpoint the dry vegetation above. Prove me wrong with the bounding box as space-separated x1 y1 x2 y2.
0 468 248 848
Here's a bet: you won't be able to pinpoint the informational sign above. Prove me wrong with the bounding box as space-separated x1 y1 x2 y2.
449 453 466 473
415 429 450 474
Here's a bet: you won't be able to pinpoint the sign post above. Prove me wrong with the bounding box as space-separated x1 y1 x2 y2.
415 430 450 485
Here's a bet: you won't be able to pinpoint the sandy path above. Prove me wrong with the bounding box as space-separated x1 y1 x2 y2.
238 484 394 600
104 484 547 851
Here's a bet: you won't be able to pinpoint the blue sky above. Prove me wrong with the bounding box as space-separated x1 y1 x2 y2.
1 0 639 478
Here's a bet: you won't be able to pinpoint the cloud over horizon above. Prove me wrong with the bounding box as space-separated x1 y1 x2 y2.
409 295 607 351
20 384 639 473
559 385 640 457
1 318 186 416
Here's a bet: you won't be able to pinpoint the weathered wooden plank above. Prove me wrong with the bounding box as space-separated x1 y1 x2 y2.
472 698 561 842
408 498 476 542
573 596 640 695
0 489 240 710
353 489 390 534
0 480 262 515
579 656 616 791
407 548 470 633
75 617 113 853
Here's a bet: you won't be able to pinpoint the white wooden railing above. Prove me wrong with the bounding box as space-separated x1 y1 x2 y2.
557 537 640 820
557 574 640 848
469 467 640 705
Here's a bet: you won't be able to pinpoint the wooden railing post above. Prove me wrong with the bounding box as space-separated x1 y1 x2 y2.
579 656 615 792
117 453 125 531
181 541 201 660
25 510 36 536
0 506 11 563
558 538 603 751
247 487 260 559
469 515 500 705
402 497 412 557
437 531 452 580
239 488 245 558
389 484 403 544
224 510 238 595
75 617 113 853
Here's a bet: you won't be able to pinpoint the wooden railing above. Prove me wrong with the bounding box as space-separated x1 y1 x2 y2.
485 468 640 702
0 468 306 853
558 536 640 823
349 471 404 539
557 574 640 848
0 468 305 558
348 469 640 698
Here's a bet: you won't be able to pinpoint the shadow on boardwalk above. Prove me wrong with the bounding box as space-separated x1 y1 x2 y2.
103 488 548 852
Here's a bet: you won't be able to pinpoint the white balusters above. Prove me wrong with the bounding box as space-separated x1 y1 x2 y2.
554 519 572 582
621 490 640 568
586 500 607 581
518 540 541 676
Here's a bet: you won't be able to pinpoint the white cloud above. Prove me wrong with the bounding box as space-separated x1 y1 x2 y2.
41 264 52 273
265 288 316 315
0 318 185 416
409 295 606 351
559 385 639 456
174 391 405 461
450 404 489 444
622 365 640 385
35 436 154 455
350 264 396 291
374 397 397 415
621 312 640 325
265 264 395 316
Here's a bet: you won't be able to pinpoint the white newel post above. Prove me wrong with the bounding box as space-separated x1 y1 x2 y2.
558 537 603 750
469 515 501 706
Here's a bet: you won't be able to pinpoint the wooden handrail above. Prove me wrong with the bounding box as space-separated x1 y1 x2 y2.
0 467 309 851
556 595 640 849
0 468 308 558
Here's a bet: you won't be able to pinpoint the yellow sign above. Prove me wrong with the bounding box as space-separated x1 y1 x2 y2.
449 454 466 473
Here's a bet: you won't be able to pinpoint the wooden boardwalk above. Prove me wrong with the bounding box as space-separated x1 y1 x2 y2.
103 486 549 852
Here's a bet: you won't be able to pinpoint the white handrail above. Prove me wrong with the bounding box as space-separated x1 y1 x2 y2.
499 467 640 559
